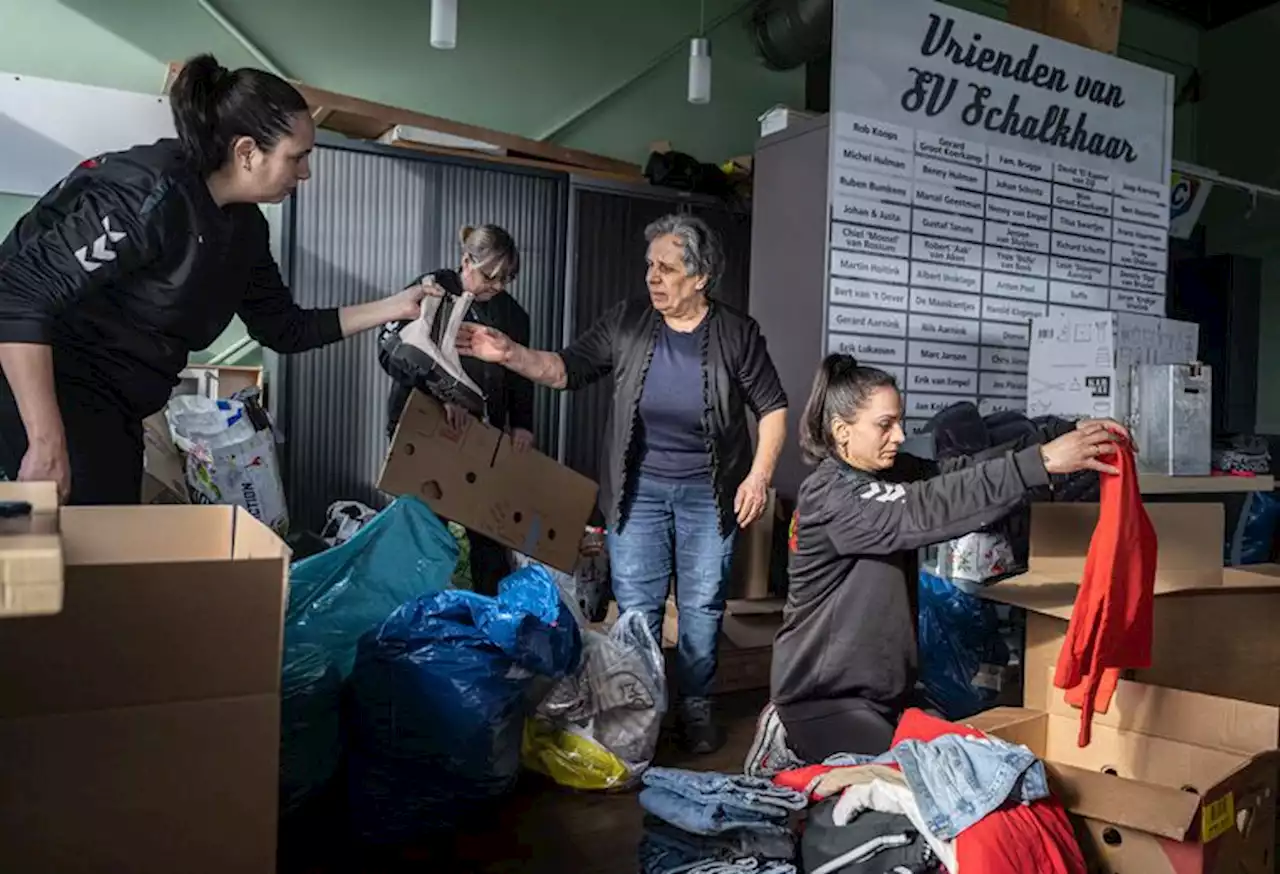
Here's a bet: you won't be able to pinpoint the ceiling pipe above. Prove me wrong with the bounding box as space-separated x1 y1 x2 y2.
751 0 833 71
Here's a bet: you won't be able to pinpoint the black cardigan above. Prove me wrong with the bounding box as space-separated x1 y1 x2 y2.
560 295 787 535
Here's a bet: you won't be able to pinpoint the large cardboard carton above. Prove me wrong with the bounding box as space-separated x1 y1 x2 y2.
0 497 289 874
728 487 779 600
380 391 598 572
969 677 1279 874
984 502 1280 712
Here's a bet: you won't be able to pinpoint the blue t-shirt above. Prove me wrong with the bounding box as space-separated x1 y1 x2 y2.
636 320 710 481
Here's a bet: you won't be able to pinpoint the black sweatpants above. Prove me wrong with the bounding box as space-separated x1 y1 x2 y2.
778 698 899 761
0 377 144 506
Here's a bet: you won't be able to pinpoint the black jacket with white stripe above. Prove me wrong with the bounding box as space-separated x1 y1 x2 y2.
0 139 341 419
772 443 1050 722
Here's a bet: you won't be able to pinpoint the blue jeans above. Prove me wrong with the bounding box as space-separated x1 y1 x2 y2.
609 475 737 701
639 816 796 874
639 768 808 838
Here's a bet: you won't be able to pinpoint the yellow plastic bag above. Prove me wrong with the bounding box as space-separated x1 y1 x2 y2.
521 719 633 791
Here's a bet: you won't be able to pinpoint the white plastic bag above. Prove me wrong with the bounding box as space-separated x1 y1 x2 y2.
166 395 290 535
536 610 667 776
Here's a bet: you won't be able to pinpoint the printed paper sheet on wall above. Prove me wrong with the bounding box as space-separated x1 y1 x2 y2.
826 0 1175 433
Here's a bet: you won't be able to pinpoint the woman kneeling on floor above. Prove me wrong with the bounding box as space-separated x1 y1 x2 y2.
764 353 1128 763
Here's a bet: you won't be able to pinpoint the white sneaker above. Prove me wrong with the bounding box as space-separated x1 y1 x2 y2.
743 702 806 777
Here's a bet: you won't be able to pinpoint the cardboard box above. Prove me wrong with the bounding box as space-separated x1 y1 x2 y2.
0 498 289 873
1026 311 1198 422
728 487 779 600
140 411 190 505
0 482 62 618
984 502 1280 712
175 364 265 402
758 104 818 138
969 677 1279 874
380 391 598 572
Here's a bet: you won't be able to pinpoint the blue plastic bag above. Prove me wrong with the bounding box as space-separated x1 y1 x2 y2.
918 571 1010 720
285 495 459 675
279 642 344 813
1226 491 1280 566
280 496 459 812
347 565 583 844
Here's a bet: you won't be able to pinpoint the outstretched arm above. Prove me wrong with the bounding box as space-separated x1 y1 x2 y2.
457 299 626 392
825 421 1128 555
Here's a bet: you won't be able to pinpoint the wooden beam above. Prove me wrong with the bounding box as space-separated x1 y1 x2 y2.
1007 0 1123 54
385 138 642 184
165 62 642 178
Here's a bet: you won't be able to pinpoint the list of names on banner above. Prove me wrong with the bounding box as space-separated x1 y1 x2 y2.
825 117 1170 430
827 0 1174 432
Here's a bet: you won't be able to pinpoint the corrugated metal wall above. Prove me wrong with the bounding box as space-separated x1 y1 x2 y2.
280 144 567 531
436 164 567 448
561 186 753 487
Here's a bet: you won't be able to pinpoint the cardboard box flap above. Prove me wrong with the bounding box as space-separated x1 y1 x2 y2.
1219 563 1280 592
1028 503 1224 592
982 561 1280 618
1044 673 1280 755
1049 761 1203 841
964 707 1049 751
979 575 1078 619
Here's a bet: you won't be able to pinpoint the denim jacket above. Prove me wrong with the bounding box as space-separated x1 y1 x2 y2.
825 732 1050 840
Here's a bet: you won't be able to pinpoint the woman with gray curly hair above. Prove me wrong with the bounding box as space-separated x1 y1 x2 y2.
457 213 787 754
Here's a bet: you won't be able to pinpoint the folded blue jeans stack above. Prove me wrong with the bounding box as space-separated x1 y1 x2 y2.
638 768 808 874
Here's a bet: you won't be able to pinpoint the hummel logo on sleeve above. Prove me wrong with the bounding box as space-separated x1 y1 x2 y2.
858 482 906 503
74 216 127 273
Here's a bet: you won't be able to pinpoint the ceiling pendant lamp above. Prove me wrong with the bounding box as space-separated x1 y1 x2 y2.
431 0 458 50
688 37 712 105
688 0 711 105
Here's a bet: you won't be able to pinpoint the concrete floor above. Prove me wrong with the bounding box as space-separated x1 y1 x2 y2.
283 689 769 874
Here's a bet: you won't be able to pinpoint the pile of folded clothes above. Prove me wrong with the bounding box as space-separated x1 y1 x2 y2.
639 709 1085 874
638 768 807 874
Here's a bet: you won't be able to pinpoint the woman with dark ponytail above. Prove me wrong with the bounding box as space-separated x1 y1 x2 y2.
0 53 427 504
748 353 1131 766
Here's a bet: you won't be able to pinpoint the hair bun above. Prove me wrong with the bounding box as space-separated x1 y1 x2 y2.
458 225 476 245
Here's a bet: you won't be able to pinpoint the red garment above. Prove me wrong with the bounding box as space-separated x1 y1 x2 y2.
1052 444 1157 746
893 709 1086 874
773 763 841 798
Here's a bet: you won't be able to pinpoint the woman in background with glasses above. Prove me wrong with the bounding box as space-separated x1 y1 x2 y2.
381 223 533 595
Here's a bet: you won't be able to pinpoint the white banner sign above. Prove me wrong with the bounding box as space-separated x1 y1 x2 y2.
825 0 1175 422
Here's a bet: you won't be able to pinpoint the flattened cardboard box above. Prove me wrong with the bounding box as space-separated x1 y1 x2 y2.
983 502 1280 714
969 676 1279 874
380 391 598 572
0 500 289 874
